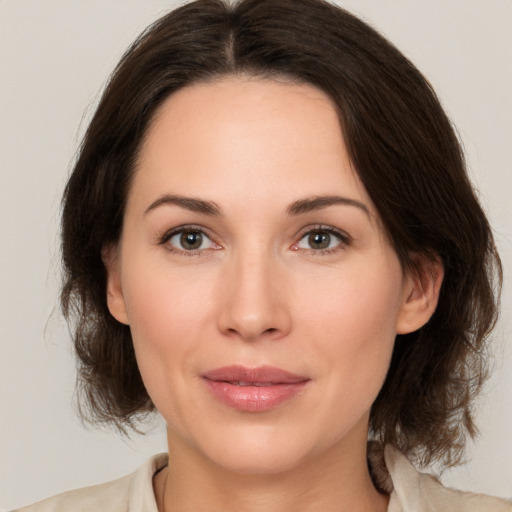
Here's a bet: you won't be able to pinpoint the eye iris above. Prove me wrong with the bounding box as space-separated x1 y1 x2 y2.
309 231 330 249
180 231 202 250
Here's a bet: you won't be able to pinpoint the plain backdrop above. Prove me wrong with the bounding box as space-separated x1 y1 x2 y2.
1 0 511 509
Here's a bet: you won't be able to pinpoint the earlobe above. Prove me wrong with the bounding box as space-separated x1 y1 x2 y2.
102 244 130 325
396 255 444 335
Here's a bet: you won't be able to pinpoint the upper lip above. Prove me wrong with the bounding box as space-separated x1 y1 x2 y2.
202 365 309 385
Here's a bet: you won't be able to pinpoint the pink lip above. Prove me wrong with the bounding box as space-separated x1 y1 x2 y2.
201 365 310 412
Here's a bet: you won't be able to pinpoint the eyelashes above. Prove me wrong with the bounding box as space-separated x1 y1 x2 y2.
293 225 351 255
159 225 220 256
158 224 352 257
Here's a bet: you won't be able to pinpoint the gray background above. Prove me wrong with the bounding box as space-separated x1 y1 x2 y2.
1 0 511 509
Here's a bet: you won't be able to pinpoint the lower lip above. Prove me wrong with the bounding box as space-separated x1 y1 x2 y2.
203 379 309 412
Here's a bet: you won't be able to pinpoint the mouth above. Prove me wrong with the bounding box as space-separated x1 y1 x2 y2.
201 365 310 412
226 381 283 387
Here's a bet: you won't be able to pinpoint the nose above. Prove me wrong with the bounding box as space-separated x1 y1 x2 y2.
216 249 292 342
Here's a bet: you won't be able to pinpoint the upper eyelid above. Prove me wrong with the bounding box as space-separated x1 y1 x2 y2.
159 224 214 242
157 224 351 249
296 225 351 242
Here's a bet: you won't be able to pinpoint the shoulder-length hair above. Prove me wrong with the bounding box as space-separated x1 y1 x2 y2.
61 0 501 468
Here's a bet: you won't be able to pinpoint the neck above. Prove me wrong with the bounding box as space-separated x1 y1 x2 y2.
155 428 389 512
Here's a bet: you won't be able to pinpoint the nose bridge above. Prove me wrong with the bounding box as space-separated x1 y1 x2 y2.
217 242 291 341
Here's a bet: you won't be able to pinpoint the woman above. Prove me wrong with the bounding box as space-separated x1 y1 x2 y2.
15 0 510 510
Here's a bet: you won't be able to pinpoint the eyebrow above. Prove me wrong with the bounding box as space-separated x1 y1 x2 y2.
145 195 222 216
144 194 370 218
287 195 370 217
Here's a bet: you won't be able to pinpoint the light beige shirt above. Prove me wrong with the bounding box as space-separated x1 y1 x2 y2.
15 447 511 511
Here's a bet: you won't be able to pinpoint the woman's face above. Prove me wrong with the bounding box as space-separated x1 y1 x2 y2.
106 78 426 474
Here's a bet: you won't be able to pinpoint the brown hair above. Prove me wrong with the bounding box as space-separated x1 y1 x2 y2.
61 0 501 467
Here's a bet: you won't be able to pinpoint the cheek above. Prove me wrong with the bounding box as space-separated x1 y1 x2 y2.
300 258 403 343
291 261 402 440
296 256 404 396
120 262 216 406
122 255 214 343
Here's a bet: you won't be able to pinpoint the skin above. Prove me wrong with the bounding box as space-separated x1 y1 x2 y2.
105 78 442 512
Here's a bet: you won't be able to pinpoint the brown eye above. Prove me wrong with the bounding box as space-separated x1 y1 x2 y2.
296 227 349 253
166 229 214 252
308 231 331 249
180 231 203 250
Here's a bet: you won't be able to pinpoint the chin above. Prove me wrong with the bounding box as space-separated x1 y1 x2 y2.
187 421 332 476
211 443 310 476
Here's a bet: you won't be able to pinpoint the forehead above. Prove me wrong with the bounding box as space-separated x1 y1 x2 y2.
140 77 345 160
131 77 372 214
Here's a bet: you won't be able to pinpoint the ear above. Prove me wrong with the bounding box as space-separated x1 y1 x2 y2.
395 254 444 335
102 244 129 325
